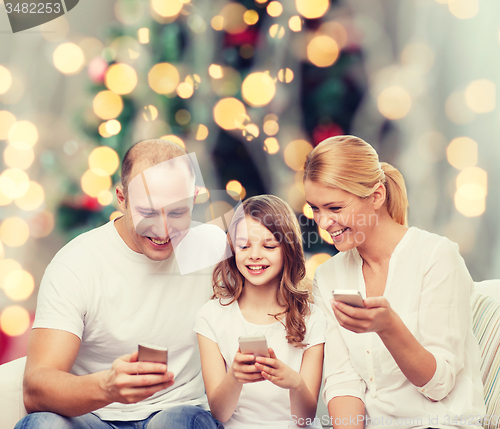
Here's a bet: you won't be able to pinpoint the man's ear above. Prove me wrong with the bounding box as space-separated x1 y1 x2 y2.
116 186 126 208
192 186 200 205
372 183 386 210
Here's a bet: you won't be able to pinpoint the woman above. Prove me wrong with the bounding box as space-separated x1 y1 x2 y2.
304 135 485 428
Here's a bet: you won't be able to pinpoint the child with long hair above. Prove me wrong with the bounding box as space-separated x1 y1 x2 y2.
194 195 326 429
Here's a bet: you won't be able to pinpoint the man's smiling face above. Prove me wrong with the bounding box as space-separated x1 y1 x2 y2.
118 158 196 261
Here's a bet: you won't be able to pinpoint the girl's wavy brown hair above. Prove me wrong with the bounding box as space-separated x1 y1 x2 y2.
212 195 311 347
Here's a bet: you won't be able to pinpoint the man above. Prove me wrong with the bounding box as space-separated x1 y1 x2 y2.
15 140 226 428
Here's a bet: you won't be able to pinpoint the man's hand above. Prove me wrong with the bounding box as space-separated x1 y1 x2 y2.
100 351 175 404
230 348 265 384
255 348 302 390
331 296 398 335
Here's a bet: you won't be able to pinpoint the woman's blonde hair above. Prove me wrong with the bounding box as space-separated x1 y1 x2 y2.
212 195 310 347
303 135 408 226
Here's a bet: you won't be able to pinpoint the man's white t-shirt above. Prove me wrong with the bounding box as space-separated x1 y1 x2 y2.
33 220 226 421
194 299 326 429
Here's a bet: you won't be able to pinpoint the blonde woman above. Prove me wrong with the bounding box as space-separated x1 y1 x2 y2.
304 136 485 428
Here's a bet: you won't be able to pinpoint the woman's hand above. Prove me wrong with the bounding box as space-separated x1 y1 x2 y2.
331 296 398 335
254 348 302 390
230 348 265 384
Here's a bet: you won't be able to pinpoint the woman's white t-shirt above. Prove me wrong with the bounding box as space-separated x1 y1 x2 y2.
314 226 485 429
194 299 326 429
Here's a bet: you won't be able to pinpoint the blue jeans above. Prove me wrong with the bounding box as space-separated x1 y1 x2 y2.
14 405 223 429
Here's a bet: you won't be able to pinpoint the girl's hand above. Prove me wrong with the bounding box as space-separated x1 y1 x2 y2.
331 296 397 336
230 348 265 384
255 348 302 390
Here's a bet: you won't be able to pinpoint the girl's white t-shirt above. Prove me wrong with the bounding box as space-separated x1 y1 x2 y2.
194 299 326 429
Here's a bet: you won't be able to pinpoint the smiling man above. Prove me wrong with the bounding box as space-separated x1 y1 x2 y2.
15 140 226 429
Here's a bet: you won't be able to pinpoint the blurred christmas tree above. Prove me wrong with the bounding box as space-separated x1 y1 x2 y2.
58 0 366 255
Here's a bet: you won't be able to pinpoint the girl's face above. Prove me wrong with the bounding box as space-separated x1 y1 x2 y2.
234 215 284 290
304 181 377 252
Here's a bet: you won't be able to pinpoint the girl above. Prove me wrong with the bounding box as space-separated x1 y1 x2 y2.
194 195 326 429
304 135 485 428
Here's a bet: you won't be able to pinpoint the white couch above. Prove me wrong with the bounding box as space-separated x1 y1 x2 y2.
1 280 500 429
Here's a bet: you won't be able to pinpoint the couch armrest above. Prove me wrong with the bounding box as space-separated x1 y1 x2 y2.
0 356 27 429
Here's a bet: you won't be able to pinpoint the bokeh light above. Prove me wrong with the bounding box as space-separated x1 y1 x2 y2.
159 135 185 149
263 120 279 136
284 140 313 170
98 123 112 138
448 0 478 19
14 181 45 211
318 21 348 50
264 137 280 154
0 259 22 289
177 82 194 99
105 119 122 136
289 16 302 32
456 166 487 196
0 111 16 139
195 187 210 204
212 67 242 97
243 123 260 141
0 188 13 206
267 1 283 17
53 43 85 75
277 68 294 83
318 226 334 244
0 66 13 94
175 109 191 125
303 203 314 219
4 270 35 301
220 3 248 34
209 64 224 79
446 137 478 170
143 105 159 121
305 253 331 280
0 217 30 247
1 306 30 337
81 170 112 198
97 190 114 206
0 168 29 199
110 211 123 221
377 86 412 120
243 10 259 25
307 35 339 67
105 63 138 95
213 98 247 130
4 146 34 170
89 146 119 176
211 16 224 31
241 72 276 107
296 0 330 19
226 180 246 200
0 240 3 259
151 0 184 18
7 120 38 150
269 24 285 39
464 80 496 113
195 124 209 140
148 63 180 94
93 91 123 120
454 191 485 217
138 28 150 44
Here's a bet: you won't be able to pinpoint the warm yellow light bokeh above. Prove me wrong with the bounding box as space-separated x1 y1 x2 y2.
97 190 113 206
213 98 247 130
263 120 279 136
148 63 180 94
53 43 85 75
0 111 16 140
4 270 35 301
138 28 150 44
456 167 487 197
196 124 209 140
284 140 313 171
7 120 38 150
220 3 248 34
243 123 260 141
89 146 119 177
303 203 314 219
288 16 302 32
4 146 34 170
105 119 122 136
143 105 158 121
0 240 3 259
177 82 194 99
110 211 123 221
151 0 184 17
0 217 30 247
105 63 138 95
454 191 485 217
241 72 276 107
306 253 331 279
464 80 496 113
319 226 334 244
243 10 259 25
175 109 191 125
269 24 285 39
296 0 330 19
307 35 339 67
0 168 29 199
446 137 478 170
81 170 112 198
209 64 224 79
211 16 224 31
14 181 45 211
226 180 244 200
0 259 22 289
159 135 185 149
264 137 280 154
448 0 478 19
1 305 30 336
0 188 13 206
98 122 112 138
277 68 294 83
267 1 283 17
377 86 412 120
195 187 210 204
0 66 13 95
318 21 348 50
93 91 124 120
